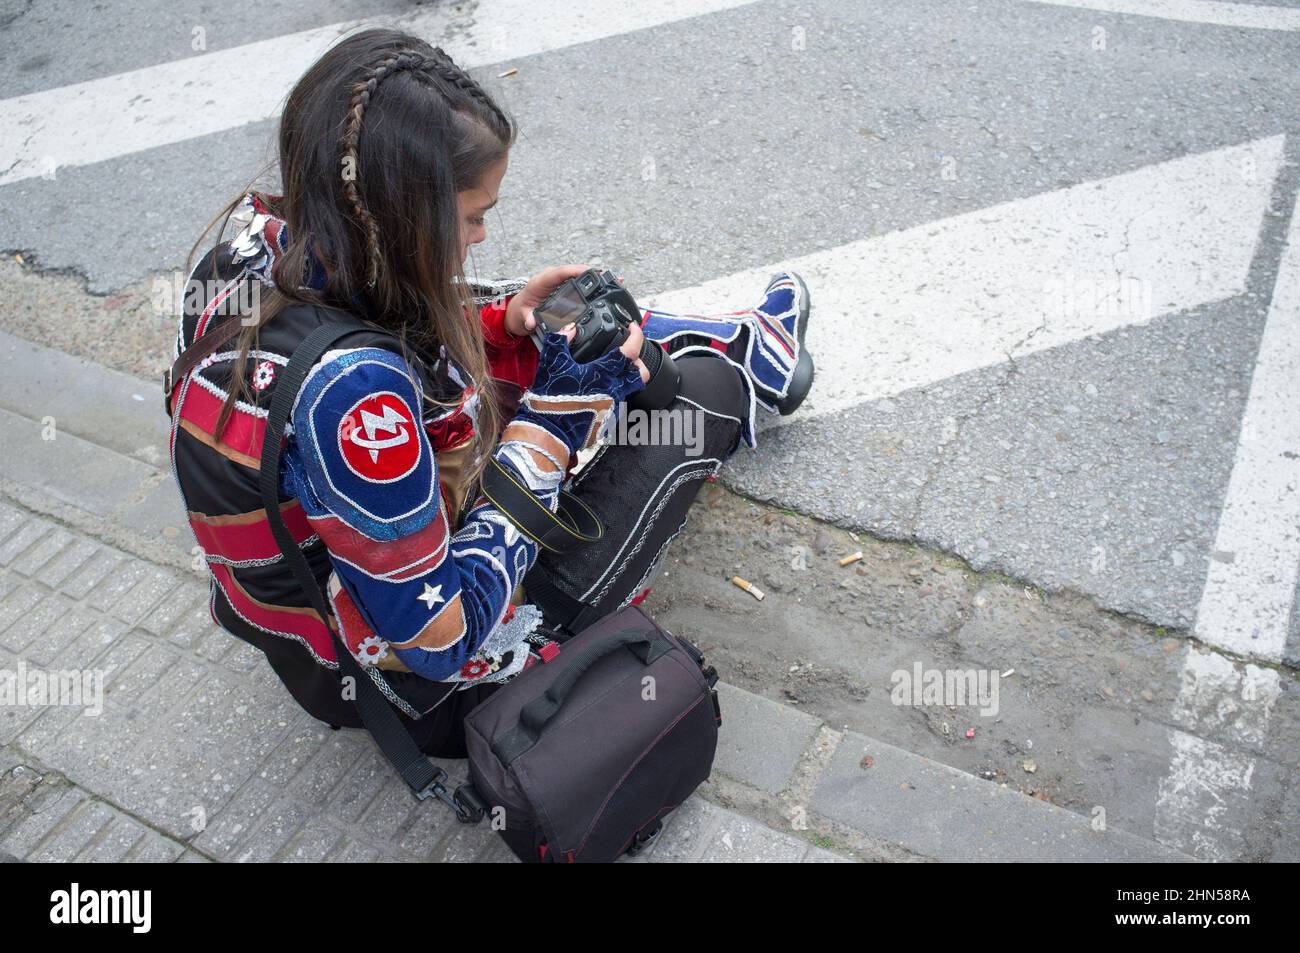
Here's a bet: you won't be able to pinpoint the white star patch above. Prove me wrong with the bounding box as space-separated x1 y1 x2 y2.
417 583 445 610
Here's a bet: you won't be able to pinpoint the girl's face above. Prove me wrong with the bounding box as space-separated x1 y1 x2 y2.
456 153 508 264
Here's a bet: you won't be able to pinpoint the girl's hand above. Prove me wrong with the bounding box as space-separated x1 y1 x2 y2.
504 263 592 337
503 265 629 337
516 327 646 456
554 315 650 384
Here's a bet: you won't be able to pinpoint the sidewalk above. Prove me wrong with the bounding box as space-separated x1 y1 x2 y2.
0 496 858 863
0 329 1194 862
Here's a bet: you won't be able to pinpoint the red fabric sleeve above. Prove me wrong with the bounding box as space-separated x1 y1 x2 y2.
479 296 538 391
478 296 515 350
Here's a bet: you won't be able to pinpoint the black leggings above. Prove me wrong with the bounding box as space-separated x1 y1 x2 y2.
409 353 747 757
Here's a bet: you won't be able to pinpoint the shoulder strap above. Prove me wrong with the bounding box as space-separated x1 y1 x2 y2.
164 300 391 413
163 314 246 413
257 315 478 821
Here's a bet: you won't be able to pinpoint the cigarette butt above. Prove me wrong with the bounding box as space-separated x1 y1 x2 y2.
839 551 863 566
1001 668 1015 678
498 67 519 77
731 576 765 600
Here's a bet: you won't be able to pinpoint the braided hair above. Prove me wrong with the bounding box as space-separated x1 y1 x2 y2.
339 44 514 290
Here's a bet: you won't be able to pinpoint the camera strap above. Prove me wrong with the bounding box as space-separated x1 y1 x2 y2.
479 455 604 554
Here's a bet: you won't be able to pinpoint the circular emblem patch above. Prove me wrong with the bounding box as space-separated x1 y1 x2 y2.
251 360 276 391
338 392 421 482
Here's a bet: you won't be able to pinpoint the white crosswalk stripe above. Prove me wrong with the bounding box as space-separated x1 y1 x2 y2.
1193 196 1300 662
1154 177 1300 860
646 135 1284 426
0 0 757 187
1025 0 1300 31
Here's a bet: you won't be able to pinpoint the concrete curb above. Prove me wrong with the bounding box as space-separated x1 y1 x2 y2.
0 329 1197 862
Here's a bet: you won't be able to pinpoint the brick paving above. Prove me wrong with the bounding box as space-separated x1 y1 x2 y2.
0 498 851 863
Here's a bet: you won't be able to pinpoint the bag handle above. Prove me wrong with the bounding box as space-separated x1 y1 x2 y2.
257 314 478 821
491 624 672 766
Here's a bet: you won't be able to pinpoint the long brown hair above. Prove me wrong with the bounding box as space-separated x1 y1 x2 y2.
191 28 516 488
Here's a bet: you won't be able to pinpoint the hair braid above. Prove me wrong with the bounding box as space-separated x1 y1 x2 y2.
340 47 509 290
340 51 433 288
427 46 512 132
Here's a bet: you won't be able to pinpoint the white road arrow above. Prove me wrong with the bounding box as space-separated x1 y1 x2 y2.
645 135 1284 427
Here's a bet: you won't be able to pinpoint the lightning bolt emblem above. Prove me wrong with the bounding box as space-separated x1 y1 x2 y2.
349 403 411 462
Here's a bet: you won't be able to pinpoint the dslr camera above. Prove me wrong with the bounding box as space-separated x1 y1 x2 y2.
532 268 680 410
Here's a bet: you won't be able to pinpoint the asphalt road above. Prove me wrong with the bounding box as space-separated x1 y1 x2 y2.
1 0 1298 861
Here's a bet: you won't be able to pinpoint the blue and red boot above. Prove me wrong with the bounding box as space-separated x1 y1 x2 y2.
640 270 815 443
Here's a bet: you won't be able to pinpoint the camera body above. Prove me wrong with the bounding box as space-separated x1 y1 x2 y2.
532 268 679 410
